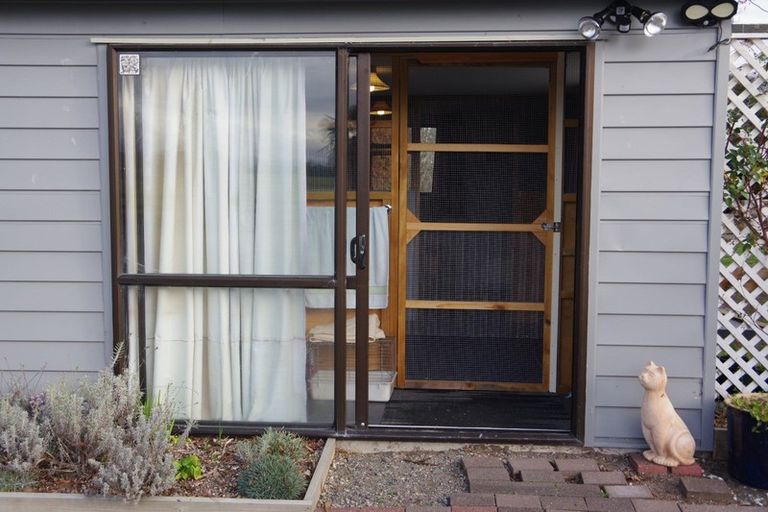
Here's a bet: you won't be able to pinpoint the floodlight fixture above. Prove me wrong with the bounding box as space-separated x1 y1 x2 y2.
578 1 667 39
681 0 738 26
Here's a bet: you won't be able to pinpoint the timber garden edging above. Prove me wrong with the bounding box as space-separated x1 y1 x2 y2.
0 438 335 512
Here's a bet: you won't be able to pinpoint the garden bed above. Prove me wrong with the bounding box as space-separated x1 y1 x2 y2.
0 437 335 512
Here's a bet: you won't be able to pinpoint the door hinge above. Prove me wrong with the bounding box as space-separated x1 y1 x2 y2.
541 222 561 232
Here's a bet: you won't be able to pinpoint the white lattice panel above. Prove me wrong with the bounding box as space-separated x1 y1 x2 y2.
717 37 768 398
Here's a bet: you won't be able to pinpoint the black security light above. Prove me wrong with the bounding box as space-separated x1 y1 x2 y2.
681 0 738 26
578 0 668 40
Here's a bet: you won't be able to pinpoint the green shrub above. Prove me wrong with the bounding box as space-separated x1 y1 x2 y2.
235 428 307 465
174 454 203 481
0 468 35 492
729 393 768 432
0 397 47 476
236 454 307 500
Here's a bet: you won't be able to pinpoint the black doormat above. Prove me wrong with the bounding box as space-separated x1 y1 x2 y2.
377 389 571 431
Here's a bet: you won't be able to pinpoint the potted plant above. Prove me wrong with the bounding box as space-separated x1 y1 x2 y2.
725 393 768 489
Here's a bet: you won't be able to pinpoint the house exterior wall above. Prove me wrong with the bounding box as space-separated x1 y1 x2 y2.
0 0 725 449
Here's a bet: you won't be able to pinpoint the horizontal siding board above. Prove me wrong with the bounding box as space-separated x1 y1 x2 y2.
594 407 702 440
0 160 100 190
0 341 105 372
597 283 705 315
600 192 709 221
0 312 104 342
603 32 717 63
0 282 104 312
599 221 708 252
599 252 707 284
604 62 714 95
600 160 711 192
0 252 102 281
0 222 102 251
597 314 705 347
0 66 97 97
0 191 101 221
0 129 99 159
0 37 97 65
596 346 703 378
0 371 99 393
595 376 702 409
602 95 713 128
602 128 712 159
0 98 99 128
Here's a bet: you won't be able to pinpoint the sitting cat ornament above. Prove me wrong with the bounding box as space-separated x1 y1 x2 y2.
639 361 695 467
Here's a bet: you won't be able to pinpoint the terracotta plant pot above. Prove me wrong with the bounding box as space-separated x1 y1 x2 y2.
726 393 768 489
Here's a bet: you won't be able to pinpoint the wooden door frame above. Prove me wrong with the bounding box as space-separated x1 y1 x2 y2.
393 52 564 393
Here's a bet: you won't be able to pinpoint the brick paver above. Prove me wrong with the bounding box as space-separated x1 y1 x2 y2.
604 485 653 499
679 477 731 503
495 494 542 509
451 507 497 512
584 497 635 512
632 499 681 512
451 493 496 506
628 453 667 476
404 507 450 512
467 466 512 481
470 481 517 494
553 458 600 475
579 471 627 485
520 470 567 483
508 458 555 474
669 464 704 478
502 482 603 497
540 496 588 510
680 505 768 512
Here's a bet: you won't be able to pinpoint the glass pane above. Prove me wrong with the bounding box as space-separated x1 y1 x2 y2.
405 309 544 383
118 52 336 275
129 286 334 425
407 231 545 302
408 152 547 224
408 65 549 145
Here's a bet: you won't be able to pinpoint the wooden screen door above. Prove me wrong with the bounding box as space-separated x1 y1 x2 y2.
397 53 564 393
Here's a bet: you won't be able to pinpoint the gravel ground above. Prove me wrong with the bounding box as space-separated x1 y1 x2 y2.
319 443 768 508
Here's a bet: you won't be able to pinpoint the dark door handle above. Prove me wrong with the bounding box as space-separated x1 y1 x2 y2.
350 234 367 270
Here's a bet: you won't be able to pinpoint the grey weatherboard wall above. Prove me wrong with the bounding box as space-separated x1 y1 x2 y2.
0 0 726 449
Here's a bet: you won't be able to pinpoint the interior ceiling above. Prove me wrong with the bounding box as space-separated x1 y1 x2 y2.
408 66 550 96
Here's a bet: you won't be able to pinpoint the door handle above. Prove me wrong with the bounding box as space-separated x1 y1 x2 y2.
349 234 367 270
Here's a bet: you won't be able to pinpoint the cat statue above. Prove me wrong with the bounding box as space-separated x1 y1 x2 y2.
638 361 696 467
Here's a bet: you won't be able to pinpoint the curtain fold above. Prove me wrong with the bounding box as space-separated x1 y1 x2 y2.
125 56 309 422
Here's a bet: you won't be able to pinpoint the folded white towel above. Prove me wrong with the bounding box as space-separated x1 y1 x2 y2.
308 313 386 343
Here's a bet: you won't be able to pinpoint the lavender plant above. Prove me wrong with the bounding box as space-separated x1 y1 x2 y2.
0 397 47 476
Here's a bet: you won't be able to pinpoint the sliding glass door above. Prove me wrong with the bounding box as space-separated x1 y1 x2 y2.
113 49 371 431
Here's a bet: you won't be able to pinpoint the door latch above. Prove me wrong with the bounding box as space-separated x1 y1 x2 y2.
350 234 367 270
541 222 561 232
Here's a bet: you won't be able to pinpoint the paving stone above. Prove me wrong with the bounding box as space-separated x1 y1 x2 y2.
451 507 498 512
604 485 653 499
451 493 497 506
520 470 567 483
679 477 732 503
467 466 512 481
680 505 768 512
670 463 704 477
329 509 404 512
632 500 681 512
495 494 542 509
405 507 450 512
464 456 507 469
470 480 516 494
628 453 667 476
583 497 635 512
508 458 555 475
554 458 601 475
580 472 627 485
504 483 603 498
498 508 542 512
540 496 587 511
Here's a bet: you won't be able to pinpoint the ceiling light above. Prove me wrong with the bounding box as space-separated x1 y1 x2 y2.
681 0 738 25
370 100 392 117
578 1 667 39
369 73 390 93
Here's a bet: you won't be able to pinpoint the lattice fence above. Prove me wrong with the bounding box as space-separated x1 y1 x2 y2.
716 35 768 398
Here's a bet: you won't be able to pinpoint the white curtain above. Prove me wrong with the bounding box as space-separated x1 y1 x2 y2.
122 56 308 422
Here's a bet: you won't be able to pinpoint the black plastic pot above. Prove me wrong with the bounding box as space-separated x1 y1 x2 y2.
727 397 768 489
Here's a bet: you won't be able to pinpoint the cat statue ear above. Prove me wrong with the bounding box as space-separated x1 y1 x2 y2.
639 362 696 467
